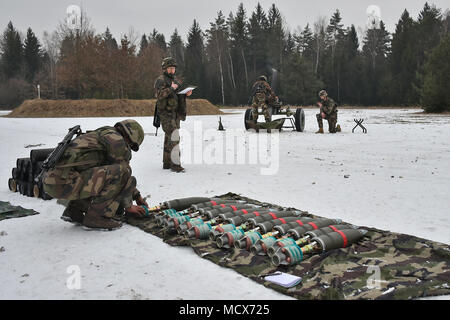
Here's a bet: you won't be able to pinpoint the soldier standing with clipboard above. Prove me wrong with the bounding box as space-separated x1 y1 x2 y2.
154 57 193 172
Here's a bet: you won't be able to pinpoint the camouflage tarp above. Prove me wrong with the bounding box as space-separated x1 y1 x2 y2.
0 201 39 221
125 193 450 300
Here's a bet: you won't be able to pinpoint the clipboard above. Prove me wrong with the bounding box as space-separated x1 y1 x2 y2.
177 86 197 95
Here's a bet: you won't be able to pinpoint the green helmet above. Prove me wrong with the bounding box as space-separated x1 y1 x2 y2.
162 57 177 70
319 90 328 97
259 75 268 82
115 119 144 152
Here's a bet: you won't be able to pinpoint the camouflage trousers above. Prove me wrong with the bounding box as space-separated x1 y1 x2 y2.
251 94 271 123
43 163 136 218
160 111 181 166
317 112 338 133
251 103 272 123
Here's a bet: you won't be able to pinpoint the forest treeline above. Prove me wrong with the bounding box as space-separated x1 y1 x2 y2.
1 2 449 112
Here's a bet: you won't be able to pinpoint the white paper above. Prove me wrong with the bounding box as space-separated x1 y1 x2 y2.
177 87 197 95
264 272 302 288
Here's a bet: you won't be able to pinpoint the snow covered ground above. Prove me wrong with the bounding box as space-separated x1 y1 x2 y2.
0 108 449 300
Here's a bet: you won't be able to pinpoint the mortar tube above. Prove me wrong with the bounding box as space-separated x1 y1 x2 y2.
217 207 270 220
190 200 245 210
216 228 249 249
164 215 191 230
200 204 256 218
285 218 342 239
172 213 206 230
251 236 278 255
232 226 266 249
311 229 368 253
164 197 212 211
219 208 271 222
272 218 316 234
177 218 206 234
209 221 247 240
209 224 236 240
271 249 289 266
268 236 301 256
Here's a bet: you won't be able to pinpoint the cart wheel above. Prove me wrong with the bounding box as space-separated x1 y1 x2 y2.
244 108 254 130
295 108 305 132
8 178 17 192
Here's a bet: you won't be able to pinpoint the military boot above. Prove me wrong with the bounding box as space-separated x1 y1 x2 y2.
336 124 341 132
170 164 185 173
315 128 324 134
83 209 122 231
163 163 171 170
61 201 86 225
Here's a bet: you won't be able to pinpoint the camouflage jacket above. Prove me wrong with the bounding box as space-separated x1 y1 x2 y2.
154 73 187 119
319 98 338 115
56 126 140 198
251 80 277 105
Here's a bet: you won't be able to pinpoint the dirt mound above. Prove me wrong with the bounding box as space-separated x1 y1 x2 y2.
6 99 223 118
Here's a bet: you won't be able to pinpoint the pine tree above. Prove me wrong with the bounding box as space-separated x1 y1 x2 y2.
297 24 314 59
413 3 442 99
184 20 206 98
1 22 23 79
443 10 450 35
23 27 41 82
420 35 450 112
266 4 285 71
228 3 250 102
284 32 296 58
324 10 345 101
150 29 167 52
168 29 185 75
326 9 345 58
362 20 391 104
339 25 363 104
390 10 417 104
281 52 323 104
103 27 118 51
138 34 148 56
248 3 268 77
417 2 442 63
205 11 229 104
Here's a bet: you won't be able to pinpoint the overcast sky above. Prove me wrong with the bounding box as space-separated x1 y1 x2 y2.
2 0 449 42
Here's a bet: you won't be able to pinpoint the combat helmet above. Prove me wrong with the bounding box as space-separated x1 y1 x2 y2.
162 57 177 70
114 119 144 152
319 90 328 97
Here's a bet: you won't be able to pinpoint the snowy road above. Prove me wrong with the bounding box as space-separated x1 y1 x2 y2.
0 108 449 299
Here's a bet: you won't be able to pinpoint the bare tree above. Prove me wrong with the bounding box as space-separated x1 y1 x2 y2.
313 16 328 75
126 26 140 49
42 31 60 97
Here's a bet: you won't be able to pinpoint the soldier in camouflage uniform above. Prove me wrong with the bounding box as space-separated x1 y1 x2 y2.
154 57 192 172
42 119 148 231
316 90 341 134
250 75 277 123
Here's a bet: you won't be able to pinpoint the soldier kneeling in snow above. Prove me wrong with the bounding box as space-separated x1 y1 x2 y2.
42 119 148 231
316 90 341 134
